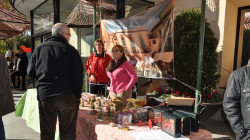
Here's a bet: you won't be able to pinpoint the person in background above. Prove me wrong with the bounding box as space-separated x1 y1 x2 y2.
107 45 138 105
86 39 112 97
11 54 20 88
5 57 14 72
0 53 15 140
16 49 28 90
223 59 250 140
5 49 11 58
27 23 83 140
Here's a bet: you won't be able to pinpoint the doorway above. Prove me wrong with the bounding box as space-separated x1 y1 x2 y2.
234 7 250 69
241 11 250 66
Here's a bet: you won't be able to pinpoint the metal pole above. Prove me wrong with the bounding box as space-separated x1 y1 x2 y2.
194 0 206 114
93 5 96 53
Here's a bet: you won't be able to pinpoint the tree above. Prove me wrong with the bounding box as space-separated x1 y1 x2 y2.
0 39 14 55
169 9 220 97
17 32 32 49
0 0 12 10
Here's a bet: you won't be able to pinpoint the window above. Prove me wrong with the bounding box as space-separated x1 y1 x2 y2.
60 0 78 22
33 0 53 34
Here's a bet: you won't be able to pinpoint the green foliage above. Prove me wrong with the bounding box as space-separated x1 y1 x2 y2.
0 39 13 55
17 34 32 49
0 32 31 55
202 90 223 103
170 9 220 96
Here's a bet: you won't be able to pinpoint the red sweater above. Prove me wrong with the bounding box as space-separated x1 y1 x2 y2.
86 52 111 84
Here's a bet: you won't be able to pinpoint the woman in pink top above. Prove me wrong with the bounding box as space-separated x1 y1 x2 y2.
107 45 138 105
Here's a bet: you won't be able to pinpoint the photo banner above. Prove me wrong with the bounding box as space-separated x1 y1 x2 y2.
101 0 175 79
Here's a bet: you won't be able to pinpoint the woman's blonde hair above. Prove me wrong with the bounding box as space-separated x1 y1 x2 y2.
112 44 124 53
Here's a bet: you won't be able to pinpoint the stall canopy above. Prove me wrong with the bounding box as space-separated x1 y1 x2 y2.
0 6 30 40
66 0 116 25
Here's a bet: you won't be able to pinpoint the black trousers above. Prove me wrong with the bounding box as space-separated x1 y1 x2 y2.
89 84 107 97
17 72 26 89
39 94 80 140
11 71 18 87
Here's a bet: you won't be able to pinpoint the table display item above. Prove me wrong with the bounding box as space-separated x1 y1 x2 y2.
80 98 85 107
126 98 142 109
81 93 96 106
88 103 97 115
161 112 181 138
130 108 148 123
112 99 125 112
96 107 104 121
144 97 162 106
138 120 142 126
148 106 173 126
95 99 102 109
173 111 191 135
114 112 132 125
174 110 200 132
118 124 129 131
148 119 153 129
108 122 116 127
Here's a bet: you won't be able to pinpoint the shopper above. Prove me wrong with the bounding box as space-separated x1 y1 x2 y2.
86 39 111 97
223 59 250 140
11 54 20 88
0 53 15 140
107 45 138 105
27 23 83 140
5 57 14 72
16 49 28 90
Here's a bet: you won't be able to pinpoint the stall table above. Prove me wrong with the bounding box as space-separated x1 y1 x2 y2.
77 106 212 140
16 89 212 140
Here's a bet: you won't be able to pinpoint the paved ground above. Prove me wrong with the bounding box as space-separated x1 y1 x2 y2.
3 89 236 140
3 89 40 140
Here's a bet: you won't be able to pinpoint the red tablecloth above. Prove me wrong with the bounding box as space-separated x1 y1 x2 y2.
76 107 212 140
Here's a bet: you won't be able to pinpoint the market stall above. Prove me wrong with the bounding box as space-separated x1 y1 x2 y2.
76 106 211 140
15 89 212 140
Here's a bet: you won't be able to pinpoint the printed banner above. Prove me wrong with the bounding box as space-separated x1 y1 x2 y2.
101 0 174 79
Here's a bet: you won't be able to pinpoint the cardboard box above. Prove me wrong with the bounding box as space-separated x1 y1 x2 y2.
166 96 194 106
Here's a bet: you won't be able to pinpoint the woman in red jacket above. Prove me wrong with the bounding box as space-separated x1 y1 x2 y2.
86 39 112 97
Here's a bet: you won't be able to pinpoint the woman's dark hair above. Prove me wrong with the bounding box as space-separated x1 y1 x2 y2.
5 57 10 61
94 39 104 46
94 39 105 52
15 54 20 58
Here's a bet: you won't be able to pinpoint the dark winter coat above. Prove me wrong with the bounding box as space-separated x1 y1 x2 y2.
17 52 28 75
27 35 83 100
223 63 250 139
0 54 15 116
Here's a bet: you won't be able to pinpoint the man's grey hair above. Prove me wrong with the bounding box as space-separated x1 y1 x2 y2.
248 58 250 68
51 23 68 36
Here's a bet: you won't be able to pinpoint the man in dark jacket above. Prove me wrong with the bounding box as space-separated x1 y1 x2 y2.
27 23 83 140
16 49 28 90
223 59 250 140
0 53 15 140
